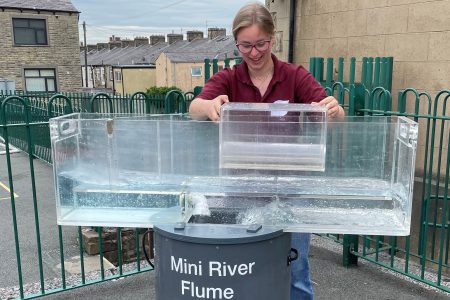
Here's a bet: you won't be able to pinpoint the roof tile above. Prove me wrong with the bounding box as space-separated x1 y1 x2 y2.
0 0 79 13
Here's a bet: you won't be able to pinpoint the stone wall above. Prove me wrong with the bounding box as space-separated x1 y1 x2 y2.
267 0 450 177
0 9 82 92
82 227 152 266
267 0 450 95
265 0 291 59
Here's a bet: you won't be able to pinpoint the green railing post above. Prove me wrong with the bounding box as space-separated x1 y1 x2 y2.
135 228 141 272
78 226 86 284
98 227 105 281
24 101 46 293
314 57 324 82
386 57 394 92
212 58 219 75
367 57 374 90
58 225 66 289
0 96 26 298
361 57 368 88
348 57 357 116
343 56 359 262
309 57 316 76
326 57 333 88
338 57 344 83
343 235 358 266
374 57 381 87
204 58 211 83
117 228 123 275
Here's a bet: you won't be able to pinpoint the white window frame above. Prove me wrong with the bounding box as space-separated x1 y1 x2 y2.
191 66 202 77
114 70 122 82
24 68 57 92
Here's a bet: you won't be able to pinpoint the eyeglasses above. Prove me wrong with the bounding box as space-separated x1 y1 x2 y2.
235 40 271 54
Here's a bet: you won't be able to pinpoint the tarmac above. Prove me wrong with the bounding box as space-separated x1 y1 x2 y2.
1 150 450 300
40 234 450 300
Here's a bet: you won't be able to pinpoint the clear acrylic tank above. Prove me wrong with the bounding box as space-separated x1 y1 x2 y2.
50 103 418 235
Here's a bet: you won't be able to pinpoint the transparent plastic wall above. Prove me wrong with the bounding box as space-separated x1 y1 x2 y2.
220 103 327 171
214 104 418 235
50 106 418 235
50 113 220 227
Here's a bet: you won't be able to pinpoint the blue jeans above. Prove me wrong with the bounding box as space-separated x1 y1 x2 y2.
290 233 313 300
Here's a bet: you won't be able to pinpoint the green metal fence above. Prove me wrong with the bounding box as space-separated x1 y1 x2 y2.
0 90 181 115
342 88 450 292
313 56 450 293
0 91 189 163
0 90 193 299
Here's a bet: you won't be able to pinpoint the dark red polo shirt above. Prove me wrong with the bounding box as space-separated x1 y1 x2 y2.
197 54 326 103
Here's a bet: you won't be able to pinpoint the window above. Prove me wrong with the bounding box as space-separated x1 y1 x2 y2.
191 67 202 77
24 69 56 92
114 70 122 82
13 18 48 45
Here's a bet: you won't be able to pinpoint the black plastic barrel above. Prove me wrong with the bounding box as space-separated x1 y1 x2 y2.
154 224 294 300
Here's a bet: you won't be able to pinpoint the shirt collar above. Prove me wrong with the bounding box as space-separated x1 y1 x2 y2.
236 53 286 85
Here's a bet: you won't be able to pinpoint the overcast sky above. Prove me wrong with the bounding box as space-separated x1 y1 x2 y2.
71 0 264 44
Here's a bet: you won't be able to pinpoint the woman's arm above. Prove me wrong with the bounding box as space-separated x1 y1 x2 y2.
189 95 229 121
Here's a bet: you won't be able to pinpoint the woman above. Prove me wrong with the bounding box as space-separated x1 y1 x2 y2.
189 3 344 299
189 4 343 122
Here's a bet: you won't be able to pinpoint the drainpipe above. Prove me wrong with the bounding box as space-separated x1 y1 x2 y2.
112 67 116 94
288 0 296 63
121 67 125 95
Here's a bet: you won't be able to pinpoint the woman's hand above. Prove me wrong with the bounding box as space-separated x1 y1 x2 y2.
312 96 345 119
189 95 229 121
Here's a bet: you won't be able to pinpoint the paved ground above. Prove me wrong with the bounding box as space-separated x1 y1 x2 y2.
1 149 450 299
41 235 450 300
0 151 79 291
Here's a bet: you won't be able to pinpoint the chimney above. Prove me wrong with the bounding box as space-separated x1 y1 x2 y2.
134 36 149 47
208 28 226 40
97 42 109 51
121 39 134 48
187 30 204 42
150 35 165 45
109 35 121 42
167 33 183 44
109 40 121 50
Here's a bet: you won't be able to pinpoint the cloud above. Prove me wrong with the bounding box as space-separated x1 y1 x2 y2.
73 0 264 44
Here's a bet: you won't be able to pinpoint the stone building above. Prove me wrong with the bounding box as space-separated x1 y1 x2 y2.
82 29 238 94
155 35 239 92
267 0 450 97
0 0 82 92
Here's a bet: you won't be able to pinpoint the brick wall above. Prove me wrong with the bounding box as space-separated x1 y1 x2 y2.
0 9 82 92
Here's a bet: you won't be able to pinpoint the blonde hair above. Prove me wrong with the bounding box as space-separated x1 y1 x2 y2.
232 2 275 40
